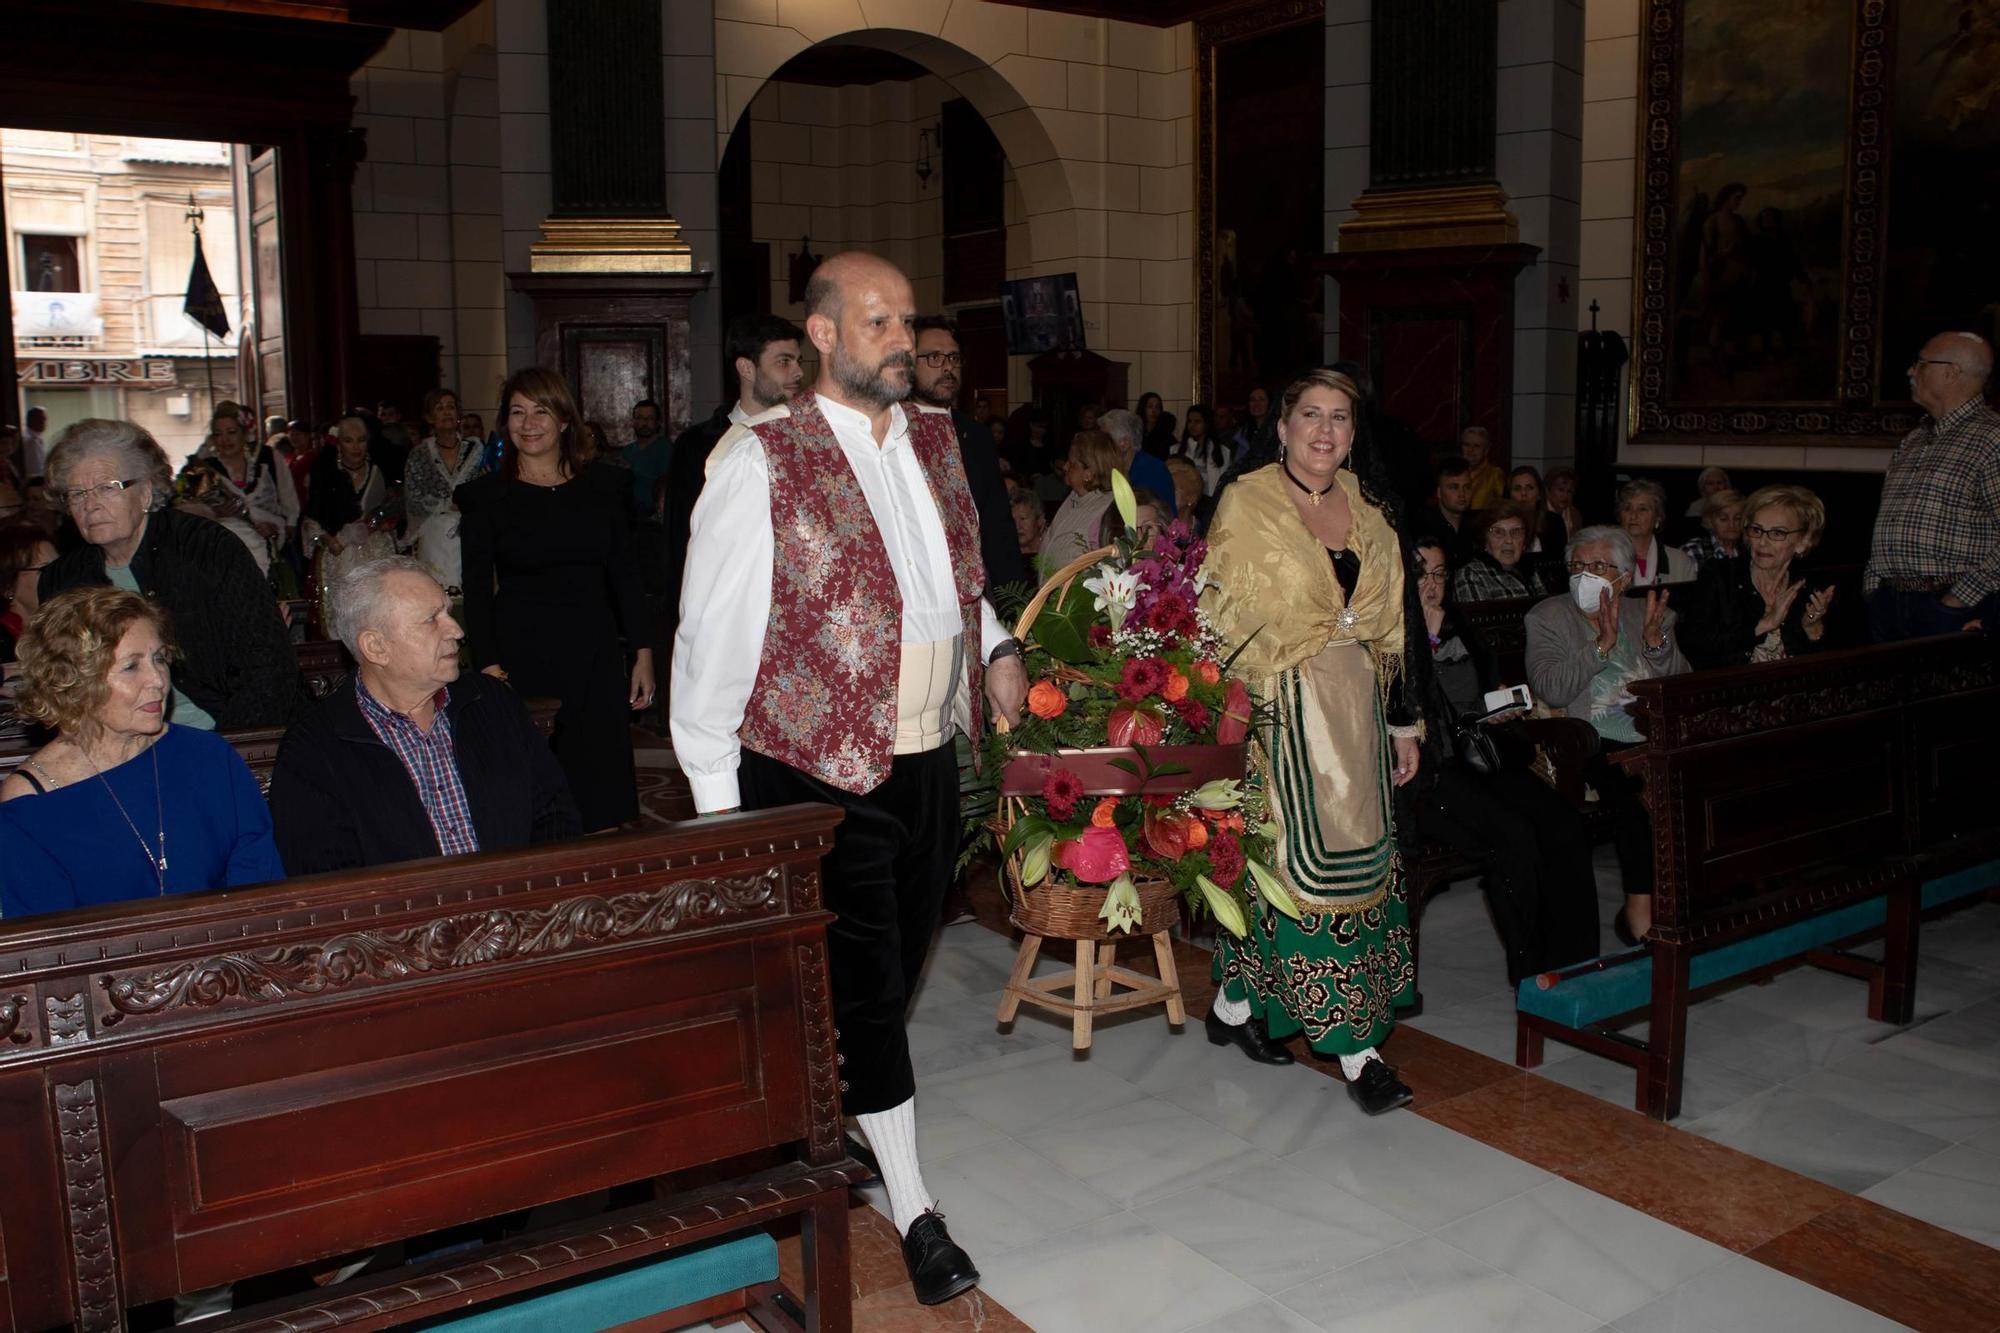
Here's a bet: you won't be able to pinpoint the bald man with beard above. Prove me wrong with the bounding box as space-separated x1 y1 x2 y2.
1866 331 2000 640
671 252 1026 1306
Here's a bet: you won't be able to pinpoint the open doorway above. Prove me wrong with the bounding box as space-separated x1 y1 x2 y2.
4 129 255 470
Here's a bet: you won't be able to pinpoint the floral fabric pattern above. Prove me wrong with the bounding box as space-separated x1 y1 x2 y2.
740 394 986 794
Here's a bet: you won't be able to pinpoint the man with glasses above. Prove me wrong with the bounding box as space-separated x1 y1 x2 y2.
1865 331 2000 641
911 316 1024 591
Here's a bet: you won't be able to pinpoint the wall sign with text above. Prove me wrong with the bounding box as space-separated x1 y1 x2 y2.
18 359 180 386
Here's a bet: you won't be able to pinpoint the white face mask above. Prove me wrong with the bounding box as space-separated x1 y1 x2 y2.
1571 570 1614 614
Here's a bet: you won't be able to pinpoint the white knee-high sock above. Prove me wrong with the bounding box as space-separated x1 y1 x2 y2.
1337 1047 1381 1080
856 1098 931 1235
1210 990 1252 1025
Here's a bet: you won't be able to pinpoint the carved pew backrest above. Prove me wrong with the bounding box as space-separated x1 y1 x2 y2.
1625 633 2000 944
0 808 844 1333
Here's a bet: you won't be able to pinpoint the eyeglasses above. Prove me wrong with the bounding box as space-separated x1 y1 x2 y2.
1566 560 1622 577
1417 568 1448 584
1746 523 1801 540
915 351 963 369
56 479 143 509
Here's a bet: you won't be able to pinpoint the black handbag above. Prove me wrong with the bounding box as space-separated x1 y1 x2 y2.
1452 714 1506 775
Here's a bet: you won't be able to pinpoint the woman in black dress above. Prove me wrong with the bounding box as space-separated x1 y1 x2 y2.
456 367 654 831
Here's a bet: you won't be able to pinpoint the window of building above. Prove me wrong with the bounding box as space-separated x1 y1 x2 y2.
19 234 81 292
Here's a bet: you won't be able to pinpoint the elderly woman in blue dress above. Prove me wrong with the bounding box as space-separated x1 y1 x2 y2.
0 586 282 917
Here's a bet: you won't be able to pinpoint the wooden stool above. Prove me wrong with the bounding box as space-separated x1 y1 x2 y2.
996 929 1186 1050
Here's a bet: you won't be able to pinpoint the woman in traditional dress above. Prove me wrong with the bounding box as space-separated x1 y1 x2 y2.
304 414 400 622
1199 367 1423 1116
400 388 486 596
179 402 299 576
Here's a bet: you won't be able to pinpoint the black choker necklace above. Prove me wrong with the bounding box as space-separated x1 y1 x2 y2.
1282 459 1338 507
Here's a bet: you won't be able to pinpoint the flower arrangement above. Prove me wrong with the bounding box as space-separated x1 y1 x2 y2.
986 475 1300 937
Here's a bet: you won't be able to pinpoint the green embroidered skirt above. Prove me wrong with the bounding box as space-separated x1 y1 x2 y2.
1213 642 1415 1056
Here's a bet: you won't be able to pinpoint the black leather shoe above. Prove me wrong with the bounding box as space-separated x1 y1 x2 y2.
1206 1008 1296 1065
1346 1058 1414 1116
901 1210 979 1306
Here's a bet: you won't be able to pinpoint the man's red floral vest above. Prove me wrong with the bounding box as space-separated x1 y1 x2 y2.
739 392 987 794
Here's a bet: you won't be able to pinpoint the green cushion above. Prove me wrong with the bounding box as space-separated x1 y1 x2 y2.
431 1231 779 1332
1516 859 2000 1030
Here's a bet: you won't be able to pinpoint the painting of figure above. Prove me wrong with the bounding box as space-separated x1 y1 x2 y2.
1881 0 2000 398
1665 0 1848 404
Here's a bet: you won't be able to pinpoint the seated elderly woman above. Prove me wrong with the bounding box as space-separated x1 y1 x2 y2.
1679 484 1838 669
1526 524 1691 945
1681 488 1746 564
39 420 300 730
1617 478 1699 587
1451 501 1562 602
0 586 284 917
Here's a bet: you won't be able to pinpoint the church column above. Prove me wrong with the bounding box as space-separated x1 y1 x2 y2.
504 0 711 437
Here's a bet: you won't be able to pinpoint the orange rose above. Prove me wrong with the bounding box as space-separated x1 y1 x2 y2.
1185 818 1210 850
1090 797 1120 828
1027 679 1068 719
1162 669 1190 701
1196 661 1221 685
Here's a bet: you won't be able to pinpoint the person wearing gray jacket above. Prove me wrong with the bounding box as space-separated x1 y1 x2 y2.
1526 524 1690 947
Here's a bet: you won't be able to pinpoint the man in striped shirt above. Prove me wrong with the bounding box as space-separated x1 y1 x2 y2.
1865 332 2000 641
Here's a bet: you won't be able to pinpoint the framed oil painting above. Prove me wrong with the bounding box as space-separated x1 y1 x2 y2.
1631 0 1998 446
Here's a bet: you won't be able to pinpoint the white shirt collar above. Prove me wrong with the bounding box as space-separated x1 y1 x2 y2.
815 392 907 450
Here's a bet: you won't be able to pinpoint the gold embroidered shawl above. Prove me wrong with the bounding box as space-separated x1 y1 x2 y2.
1201 465 1406 676
1201 464 1407 914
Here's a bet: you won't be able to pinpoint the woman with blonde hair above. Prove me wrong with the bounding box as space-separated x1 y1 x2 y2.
1679 483 1837 668
0 586 282 916
456 366 652 831
1200 367 1423 1115
1037 428 1124 573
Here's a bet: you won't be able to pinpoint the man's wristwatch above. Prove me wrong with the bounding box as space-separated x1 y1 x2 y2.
987 637 1022 666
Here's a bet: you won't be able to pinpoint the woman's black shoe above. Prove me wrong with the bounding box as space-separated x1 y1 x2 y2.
1206 1009 1295 1064
1613 908 1640 948
1346 1058 1414 1115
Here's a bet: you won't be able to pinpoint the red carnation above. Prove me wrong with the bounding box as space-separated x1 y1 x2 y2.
1118 656 1169 701
1042 768 1085 822
1172 697 1213 734
1088 624 1113 650
1207 829 1246 887
1145 592 1192 636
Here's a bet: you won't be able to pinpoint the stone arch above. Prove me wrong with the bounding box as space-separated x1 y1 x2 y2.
715 25 1078 261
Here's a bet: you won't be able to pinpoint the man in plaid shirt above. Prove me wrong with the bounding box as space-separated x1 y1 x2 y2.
1865 332 2000 641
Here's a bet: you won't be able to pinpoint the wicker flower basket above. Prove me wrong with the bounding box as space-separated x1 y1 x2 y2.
990 545 1245 942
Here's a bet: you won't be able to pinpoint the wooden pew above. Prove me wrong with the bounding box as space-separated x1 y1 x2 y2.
0 808 867 1332
1514 632 2000 1119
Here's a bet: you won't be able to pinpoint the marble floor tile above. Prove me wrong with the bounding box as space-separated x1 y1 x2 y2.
1784 1062 2000 1146
907 985 1072 1078
1273 1236 1601 1333
916 1136 1124 1259
1860 1142 2000 1251
1538 1043 1777 1124
911 932 1031 1000
1158 1049 1366 1158
1018 1094 1273 1208
1404 996 1584 1067
1908 995 2000 1055
1747 1195 2000 1333
1183 1299 1325 1333
1612 1255 1914 1332
1136 1158 1419 1293
903 1085 1015 1161
1383 1025 1526 1103
974 1211 1265 1333
924 1042 1149 1135
1824 1035 2000 1116
1697 1012 1886 1085
1680 1086 1952 1194
1278 1106 1552 1231
1433 1178 1735 1323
